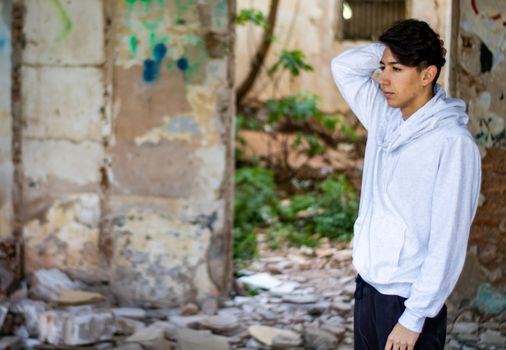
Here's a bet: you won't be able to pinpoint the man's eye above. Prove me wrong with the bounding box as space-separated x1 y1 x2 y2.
379 66 385 71
393 67 402 72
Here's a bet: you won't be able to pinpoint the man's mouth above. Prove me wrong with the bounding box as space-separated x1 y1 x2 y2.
383 91 394 98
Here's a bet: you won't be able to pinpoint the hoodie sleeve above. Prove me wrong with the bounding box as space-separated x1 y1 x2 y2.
330 43 389 131
398 135 482 333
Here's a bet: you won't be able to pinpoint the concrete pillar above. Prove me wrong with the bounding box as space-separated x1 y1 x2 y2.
108 0 234 306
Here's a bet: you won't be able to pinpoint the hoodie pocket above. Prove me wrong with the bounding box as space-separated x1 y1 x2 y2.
369 209 406 279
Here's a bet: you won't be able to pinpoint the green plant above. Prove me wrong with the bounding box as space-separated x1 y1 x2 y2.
233 167 277 261
268 50 313 77
236 8 268 28
276 175 358 241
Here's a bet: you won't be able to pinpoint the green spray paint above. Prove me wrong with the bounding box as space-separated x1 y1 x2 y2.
469 283 506 315
129 35 138 56
51 0 72 42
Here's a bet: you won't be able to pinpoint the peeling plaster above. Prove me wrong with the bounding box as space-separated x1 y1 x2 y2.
24 194 106 282
469 92 506 152
111 210 219 305
461 0 506 69
134 115 201 145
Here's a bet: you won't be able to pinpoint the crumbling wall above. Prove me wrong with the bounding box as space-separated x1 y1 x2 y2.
0 1 13 239
14 0 233 307
21 0 108 283
450 0 506 313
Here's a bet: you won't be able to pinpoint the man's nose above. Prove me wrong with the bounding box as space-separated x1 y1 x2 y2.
379 72 389 86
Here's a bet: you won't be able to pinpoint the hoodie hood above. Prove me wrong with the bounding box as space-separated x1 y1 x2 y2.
377 85 469 152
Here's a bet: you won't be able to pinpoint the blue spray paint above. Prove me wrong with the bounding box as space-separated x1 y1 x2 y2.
176 57 189 71
143 59 158 82
153 43 167 62
143 43 168 82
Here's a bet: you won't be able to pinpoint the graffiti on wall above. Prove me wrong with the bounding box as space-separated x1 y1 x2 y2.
462 0 506 150
119 0 226 83
462 0 506 69
51 0 73 42
470 92 505 149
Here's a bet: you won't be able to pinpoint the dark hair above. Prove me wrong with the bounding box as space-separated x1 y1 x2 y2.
379 19 445 87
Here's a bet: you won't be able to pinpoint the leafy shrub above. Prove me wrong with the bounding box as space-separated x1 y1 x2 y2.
233 167 277 261
233 167 358 261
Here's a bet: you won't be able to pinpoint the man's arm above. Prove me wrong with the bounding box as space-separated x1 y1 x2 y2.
330 43 390 131
399 135 481 332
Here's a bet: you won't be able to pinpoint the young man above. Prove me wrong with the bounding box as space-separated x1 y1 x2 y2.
331 19 481 350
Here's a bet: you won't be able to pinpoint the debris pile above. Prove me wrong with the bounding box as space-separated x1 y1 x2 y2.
0 240 504 349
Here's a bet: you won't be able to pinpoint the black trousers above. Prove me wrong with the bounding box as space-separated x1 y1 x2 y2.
354 275 447 350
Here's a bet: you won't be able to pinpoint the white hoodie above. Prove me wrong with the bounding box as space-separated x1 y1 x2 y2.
330 44 481 332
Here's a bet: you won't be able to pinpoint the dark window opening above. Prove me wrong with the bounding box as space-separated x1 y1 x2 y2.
339 0 406 41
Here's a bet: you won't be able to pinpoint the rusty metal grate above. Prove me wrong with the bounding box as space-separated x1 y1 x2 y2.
342 0 406 41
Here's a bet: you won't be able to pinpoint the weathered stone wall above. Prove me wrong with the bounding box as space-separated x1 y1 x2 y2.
11 0 233 307
0 1 13 239
449 0 506 313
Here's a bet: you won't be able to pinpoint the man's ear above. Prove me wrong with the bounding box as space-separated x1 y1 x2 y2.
421 65 438 86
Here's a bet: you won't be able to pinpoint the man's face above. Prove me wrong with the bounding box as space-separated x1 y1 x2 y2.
379 48 433 118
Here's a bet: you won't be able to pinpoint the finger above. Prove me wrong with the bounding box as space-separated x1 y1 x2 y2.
384 340 393 350
408 344 415 350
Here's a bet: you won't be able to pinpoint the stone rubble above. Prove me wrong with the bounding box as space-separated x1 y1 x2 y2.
0 240 503 349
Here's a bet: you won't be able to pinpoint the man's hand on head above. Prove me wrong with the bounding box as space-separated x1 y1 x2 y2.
384 322 420 350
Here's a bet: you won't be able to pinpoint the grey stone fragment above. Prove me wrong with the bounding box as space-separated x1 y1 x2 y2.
303 327 338 350
126 326 173 350
13 299 46 336
479 329 506 346
271 333 303 348
176 328 230 350
452 321 479 334
112 307 147 319
115 317 146 335
0 305 7 329
282 294 318 304
30 269 80 301
112 344 144 350
198 314 239 333
38 307 115 345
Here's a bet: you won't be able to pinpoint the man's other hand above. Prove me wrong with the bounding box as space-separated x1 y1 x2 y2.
384 322 420 350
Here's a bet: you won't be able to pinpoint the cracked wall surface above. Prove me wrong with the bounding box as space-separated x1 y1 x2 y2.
449 0 506 315
6 0 234 307
0 1 13 239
